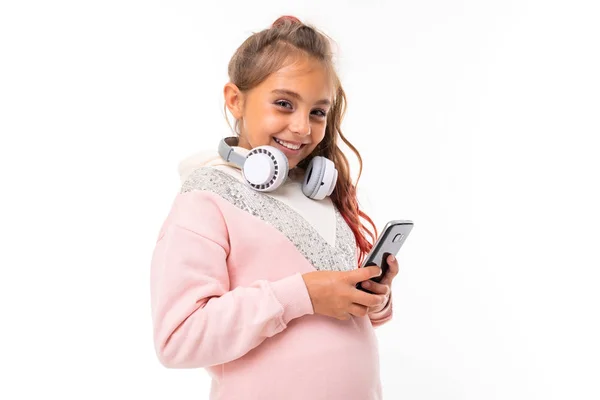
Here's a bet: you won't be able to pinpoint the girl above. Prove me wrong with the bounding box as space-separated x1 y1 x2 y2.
150 16 400 400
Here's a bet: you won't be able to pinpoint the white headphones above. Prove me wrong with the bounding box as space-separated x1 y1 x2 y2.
218 137 338 200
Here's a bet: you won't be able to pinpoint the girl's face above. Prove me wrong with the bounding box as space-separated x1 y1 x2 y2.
224 57 333 169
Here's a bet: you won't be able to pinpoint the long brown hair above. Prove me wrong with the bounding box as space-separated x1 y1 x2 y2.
224 16 377 266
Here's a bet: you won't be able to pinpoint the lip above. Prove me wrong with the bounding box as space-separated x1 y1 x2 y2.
272 137 307 156
273 137 308 146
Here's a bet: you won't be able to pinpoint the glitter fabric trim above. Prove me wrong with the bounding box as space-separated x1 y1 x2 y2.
181 167 358 272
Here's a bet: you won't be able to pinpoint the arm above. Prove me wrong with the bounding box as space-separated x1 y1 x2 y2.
150 191 314 369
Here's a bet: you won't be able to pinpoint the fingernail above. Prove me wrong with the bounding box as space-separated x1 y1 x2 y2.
390 254 395 262
363 281 371 288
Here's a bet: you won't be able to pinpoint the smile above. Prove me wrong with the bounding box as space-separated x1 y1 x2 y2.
273 137 305 151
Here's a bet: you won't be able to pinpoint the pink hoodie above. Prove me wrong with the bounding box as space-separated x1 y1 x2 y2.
150 153 393 400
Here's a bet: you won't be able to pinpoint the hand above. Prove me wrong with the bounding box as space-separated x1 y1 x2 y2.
359 254 399 313
301 266 388 321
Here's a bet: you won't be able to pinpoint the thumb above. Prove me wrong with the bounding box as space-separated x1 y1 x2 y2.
349 265 382 283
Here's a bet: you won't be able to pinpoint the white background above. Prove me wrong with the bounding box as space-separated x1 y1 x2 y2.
1 1 599 399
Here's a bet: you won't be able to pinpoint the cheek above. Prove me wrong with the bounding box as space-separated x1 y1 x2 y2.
312 125 327 144
261 112 285 131
243 106 282 144
253 105 286 130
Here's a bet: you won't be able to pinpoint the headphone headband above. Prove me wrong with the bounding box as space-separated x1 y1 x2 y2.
218 137 246 167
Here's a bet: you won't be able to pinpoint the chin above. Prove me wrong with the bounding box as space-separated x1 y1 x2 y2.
288 160 300 169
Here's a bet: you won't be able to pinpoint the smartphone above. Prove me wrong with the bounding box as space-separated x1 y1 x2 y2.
356 220 413 292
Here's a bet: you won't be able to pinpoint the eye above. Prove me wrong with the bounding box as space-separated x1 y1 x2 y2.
312 109 327 118
275 100 293 109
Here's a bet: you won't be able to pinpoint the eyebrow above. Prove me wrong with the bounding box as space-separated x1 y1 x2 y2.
271 89 331 106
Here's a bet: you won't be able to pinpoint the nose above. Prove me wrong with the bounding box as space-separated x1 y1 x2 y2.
289 113 311 136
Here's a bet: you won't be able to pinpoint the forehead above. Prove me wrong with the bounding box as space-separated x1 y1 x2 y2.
258 57 333 101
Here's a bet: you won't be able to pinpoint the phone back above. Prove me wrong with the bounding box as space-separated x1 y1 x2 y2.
363 220 413 283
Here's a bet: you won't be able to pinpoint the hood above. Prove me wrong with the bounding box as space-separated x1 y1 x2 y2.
178 146 250 184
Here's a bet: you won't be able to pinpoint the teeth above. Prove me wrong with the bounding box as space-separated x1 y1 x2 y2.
274 138 302 150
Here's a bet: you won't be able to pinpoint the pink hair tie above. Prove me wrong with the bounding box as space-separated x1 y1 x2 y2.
271 15 302 28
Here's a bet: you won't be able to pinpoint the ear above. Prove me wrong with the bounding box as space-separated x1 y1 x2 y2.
224 82 244 119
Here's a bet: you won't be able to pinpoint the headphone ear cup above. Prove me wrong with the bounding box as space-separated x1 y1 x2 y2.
242 145 289 192
302 157 324 199
328 168 338 196
302 156 337 200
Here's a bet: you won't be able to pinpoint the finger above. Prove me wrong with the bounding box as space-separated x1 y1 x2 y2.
352 290 387 308
349 265 382 284
360 280 390 296
380 254 399 285
348 303 369 318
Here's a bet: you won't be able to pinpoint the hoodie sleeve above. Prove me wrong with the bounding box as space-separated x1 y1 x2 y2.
369 294 393 327
150 191 315 369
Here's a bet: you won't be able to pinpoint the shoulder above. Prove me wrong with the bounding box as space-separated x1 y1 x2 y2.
163 167 239 228
178 166 258 217
181 166 240 194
